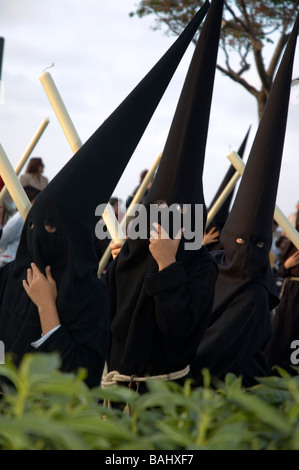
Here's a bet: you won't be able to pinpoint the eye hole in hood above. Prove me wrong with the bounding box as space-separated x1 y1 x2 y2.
44 221 57 233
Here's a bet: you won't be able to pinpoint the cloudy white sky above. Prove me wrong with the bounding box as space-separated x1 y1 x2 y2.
0 0 299 217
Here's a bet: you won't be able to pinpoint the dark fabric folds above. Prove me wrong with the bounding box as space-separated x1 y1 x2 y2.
0 4 210 387
191 9 299 386
105 0 224 379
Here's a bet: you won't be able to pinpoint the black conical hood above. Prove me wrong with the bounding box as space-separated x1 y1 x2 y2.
214 10 299 311
33 1 210 229
14 1 210 280
109 0 224 312
146 0 224 226
206 125 251 233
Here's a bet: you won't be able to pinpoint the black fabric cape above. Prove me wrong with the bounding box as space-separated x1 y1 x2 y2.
0 192 110 389
105 246 217 377
0 4 210 388
105 0 224 379
191 282 271 387
264 211 299 375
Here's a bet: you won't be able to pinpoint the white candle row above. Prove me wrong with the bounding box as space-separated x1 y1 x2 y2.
0 117 49 204
0 144 32 221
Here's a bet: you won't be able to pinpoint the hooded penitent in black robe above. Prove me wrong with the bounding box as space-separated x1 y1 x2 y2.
191 9 299 388
104 0 224 387
204 126 251 252
0 3 210 388
264 210 299 375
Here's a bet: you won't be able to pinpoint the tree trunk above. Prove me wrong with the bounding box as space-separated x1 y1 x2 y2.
257 87 269 120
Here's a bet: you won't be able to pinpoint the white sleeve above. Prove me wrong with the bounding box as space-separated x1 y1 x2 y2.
31 325 61 348
0 241 20 266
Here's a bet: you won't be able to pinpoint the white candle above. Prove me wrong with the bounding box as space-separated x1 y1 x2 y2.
97 204 126 277
98 152 162 277
227 150 299 250
102 203 126 245
97 244 113 278
39 70 82 154
0 117 49 203
120 152 162 231
0 144 31 221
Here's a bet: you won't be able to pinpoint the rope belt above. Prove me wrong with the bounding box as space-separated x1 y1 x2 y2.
280 276 299 298
101 365 190 389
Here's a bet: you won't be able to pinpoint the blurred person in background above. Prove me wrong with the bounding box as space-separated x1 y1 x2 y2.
20 157 49 191
0 186 40 267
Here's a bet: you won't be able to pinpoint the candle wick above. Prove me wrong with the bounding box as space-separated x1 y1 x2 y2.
43 63 55 72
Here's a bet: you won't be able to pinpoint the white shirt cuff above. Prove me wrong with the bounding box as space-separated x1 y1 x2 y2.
31 325 61 348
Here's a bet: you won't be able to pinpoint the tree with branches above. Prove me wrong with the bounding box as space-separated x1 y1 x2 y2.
130 0 299 119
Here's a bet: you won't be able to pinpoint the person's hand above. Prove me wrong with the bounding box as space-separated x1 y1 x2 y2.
23 263 60 334
284 250 299 270
109 242 123 260
203 226 220 245
149 222 183 271
23 263 57 308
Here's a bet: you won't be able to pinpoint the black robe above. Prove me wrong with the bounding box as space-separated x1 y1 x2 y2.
105 244 218 379
190 282 272 387
0 196 110 389
264 237 299 375
0 262 109 390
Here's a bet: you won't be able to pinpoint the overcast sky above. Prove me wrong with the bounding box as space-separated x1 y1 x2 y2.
0 0 299 217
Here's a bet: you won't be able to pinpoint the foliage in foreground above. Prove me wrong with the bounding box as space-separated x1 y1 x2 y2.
0 352 299 450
